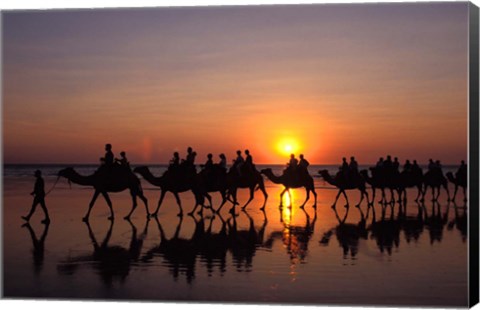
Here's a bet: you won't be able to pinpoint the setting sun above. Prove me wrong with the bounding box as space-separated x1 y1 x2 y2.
276 138 301 157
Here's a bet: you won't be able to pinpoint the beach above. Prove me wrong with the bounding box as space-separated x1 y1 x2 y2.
2 164 468 306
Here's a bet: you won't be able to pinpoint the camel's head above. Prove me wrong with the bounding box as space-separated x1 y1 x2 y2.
318 170 329 178
259 168 272 175
58 167 75 178
359 169 369 177
133 166 149 175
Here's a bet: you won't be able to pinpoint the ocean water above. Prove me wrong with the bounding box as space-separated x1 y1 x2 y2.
2 164 468 306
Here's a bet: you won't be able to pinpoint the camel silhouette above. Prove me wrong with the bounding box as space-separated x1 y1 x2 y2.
133 166 208 217
190 166 231 215
360 169 398 205
58 167 149 221
421 170 450 202
217 167 268 214
260 168 317 209
397 169 424 203
446 172 467 203
318 170 369 209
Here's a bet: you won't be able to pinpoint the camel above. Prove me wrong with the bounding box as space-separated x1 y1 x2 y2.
421 170 450 202
446 172 467 202
192 167 231 214
133 166 208 217
397 170 424 202
58 167 149 221
217 167 268 214
260 168 317 209
318 170 369 209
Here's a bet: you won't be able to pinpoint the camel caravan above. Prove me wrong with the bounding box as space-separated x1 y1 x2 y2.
50 144 467 222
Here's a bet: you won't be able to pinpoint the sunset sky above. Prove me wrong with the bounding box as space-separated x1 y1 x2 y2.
3 2 469 164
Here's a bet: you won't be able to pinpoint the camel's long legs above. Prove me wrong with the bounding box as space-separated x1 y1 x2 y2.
173 192 183 216
101 192 114 220
241 187 255 210
84 190 100 221
125 193 138 220
153 190 167 215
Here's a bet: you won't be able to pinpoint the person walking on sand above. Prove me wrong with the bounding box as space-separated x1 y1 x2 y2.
22 170 50 224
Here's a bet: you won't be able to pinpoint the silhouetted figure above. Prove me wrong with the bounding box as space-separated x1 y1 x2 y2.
349 156 358 174
289 154 298 168
169 152 180 169
376 157 384 168
393 157 400 172
115 151 130 168
183 147 196 167
412 160 422 175
22 222 50 276
457 160 467 179
218 153 227 171
384 155 393 172
22 170 50 224
298 154 310 170
428 159 436 171
244 149 254 172
204 153 214 170
233 150 245 176
435 160 443 174
403 160 412 172
102 143 114 166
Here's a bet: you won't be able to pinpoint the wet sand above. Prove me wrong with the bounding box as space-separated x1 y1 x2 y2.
3 169 468 306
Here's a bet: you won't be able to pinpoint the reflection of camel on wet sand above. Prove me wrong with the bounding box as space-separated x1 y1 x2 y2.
226 210 268 271
318 170 369 208
264 207 317 263
133 166 207 217
319 204 368 259
260 168 317 209
57 219 148 286
58 167 149 221
447 202 467 242
142 216 204 283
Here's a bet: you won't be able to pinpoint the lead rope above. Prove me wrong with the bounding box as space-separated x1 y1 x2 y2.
45 175 61 196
